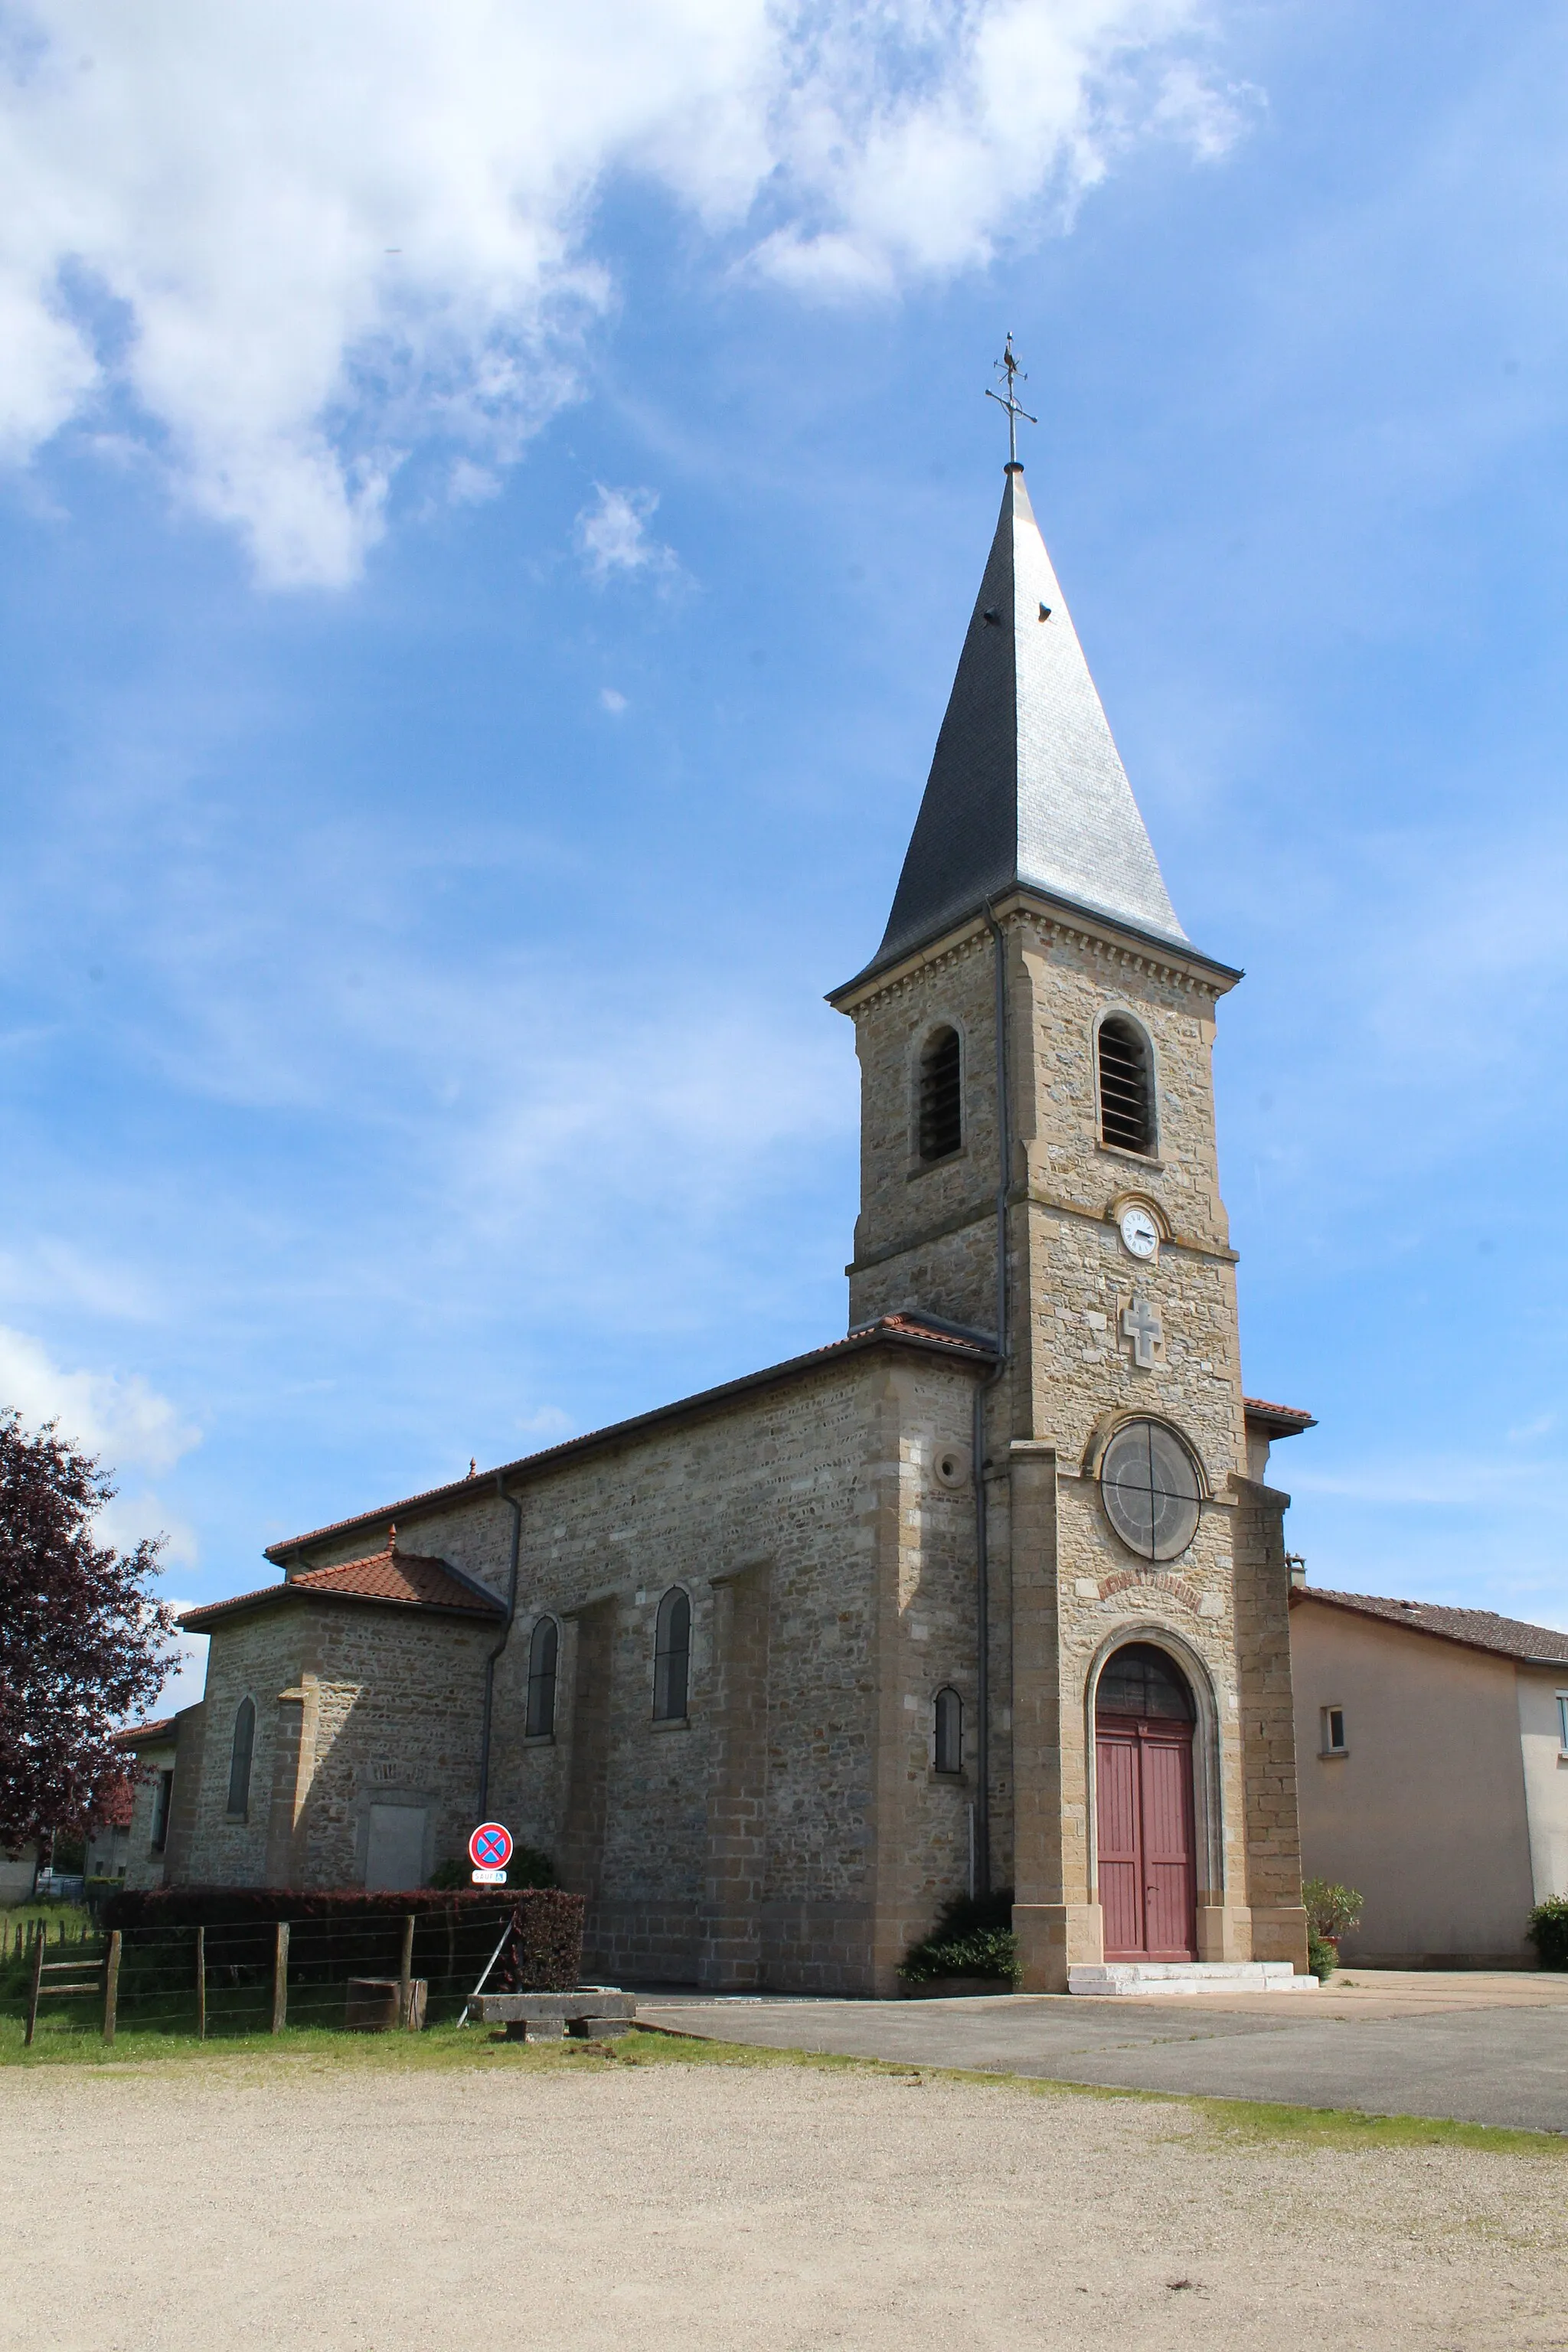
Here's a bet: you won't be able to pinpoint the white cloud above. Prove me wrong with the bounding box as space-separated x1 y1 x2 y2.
576 483 678 583
0 1323 200 1477
0 0 1229 584
599 686 628 714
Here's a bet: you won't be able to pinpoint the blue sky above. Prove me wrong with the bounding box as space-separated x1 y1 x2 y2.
2 0 1566 1708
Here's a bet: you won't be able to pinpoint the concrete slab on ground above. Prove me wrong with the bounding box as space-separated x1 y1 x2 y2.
634 1972 1568 2132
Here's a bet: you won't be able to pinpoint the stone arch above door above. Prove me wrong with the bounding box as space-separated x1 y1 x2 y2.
1082 1624 1228 1929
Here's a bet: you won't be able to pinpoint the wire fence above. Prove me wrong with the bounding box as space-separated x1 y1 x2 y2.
2 1901 531 2045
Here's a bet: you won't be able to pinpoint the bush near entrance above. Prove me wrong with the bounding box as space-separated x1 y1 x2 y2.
1527 1897 1568 1971
897 1890 1021 1989
1302 1877 1364 1983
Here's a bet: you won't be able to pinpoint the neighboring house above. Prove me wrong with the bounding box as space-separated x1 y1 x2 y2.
141 453 1319 1997
85 1774 136 1883
1290 1586 1568 1966
112 1715 188 1892
0 1846 39 1904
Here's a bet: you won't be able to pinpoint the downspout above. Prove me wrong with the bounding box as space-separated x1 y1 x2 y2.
972 900 1011 1900
477 1478 522 1819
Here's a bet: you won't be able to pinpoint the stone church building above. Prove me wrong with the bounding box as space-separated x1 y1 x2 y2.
131 456 1315 1993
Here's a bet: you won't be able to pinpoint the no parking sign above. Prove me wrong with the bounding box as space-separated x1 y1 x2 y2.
469 1821 513 1883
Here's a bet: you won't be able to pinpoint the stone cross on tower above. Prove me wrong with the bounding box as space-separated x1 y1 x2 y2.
1120 1293 1162 1370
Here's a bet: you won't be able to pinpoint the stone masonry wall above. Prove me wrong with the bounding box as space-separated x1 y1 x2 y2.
181 1603 497 1893
275 1341 985 1991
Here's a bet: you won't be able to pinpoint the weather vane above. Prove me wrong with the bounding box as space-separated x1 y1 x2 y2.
985 332 1037 465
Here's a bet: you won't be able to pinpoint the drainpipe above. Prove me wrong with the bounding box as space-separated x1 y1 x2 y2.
972 900 1011 1900
477 1478 522 1819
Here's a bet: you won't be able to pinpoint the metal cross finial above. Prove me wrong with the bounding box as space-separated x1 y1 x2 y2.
985 332 1037 466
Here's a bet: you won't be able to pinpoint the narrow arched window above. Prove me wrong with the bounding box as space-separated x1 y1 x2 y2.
653 1587 691 1722
917 1027 963 1162
227 1697 256 1819
1097 1016 1154 1154
933 1686 963 1775
526 1615 559 1739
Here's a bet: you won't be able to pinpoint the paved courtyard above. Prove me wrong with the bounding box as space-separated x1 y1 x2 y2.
638 1971 1568 2132
5 2049 1566 2351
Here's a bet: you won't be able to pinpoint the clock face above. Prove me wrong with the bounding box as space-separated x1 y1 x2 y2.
1119 1205 1159 1261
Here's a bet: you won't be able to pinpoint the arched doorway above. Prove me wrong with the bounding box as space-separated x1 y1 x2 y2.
1095 1643 1198 1962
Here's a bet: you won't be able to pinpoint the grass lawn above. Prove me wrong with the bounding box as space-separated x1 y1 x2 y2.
3 2003 1565 2161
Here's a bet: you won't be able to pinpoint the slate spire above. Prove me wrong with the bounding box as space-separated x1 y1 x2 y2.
870 465 1188 974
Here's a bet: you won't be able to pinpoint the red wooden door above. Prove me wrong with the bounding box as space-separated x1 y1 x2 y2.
1095 1717 1197 1960
1095 1726 1143 1957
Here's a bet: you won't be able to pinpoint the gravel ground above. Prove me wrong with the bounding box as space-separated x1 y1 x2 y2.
5 2052 1566 2351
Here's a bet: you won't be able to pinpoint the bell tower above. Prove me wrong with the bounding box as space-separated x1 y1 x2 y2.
829 374 1309 1990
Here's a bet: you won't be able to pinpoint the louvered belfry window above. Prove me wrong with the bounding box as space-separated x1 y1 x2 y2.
917 1026 963 1161
1097 1017 1154 1154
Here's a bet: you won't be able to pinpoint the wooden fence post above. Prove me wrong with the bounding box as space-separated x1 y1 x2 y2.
196 1926 207 2042
271 1922 289 2034
103 1931 122 2045
398 1915 416 2030
24 1930 45 2047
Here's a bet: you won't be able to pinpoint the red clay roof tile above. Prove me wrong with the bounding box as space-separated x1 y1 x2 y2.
180 1547 502 1632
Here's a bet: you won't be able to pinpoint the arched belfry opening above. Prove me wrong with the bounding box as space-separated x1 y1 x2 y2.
1096 1016 1155 1155
916 1026 962 1162
1093 1643 1197 1962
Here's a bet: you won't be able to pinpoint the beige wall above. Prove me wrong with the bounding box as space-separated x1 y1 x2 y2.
1290 1598 1537 1965
1518 1668 1568 1905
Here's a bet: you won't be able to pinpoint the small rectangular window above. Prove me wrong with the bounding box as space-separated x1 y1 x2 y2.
150 1769 174 1853
1557 1693 1568 1753
1320 1705 1347 1756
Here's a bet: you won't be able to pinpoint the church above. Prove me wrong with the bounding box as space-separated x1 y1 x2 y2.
129 430 1315 1995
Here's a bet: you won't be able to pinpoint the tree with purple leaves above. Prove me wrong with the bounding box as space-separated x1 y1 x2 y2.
0 1410 178 1857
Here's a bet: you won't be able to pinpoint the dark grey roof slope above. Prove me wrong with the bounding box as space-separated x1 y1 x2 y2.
864 465 1189 979
263 1315 996 1566
1295 1586 1568 1667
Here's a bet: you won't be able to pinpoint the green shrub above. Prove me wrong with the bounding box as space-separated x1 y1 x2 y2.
428 1847 554 1891
1302 1878 1363 1942
1307 1932 1339 1983
897 1890 1021 1988
1526 1896 1568 1971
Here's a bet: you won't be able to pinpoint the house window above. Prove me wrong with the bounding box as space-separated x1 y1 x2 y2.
1320 1705 1348 1756
1557 1693 1568 1754
150 1769 174 1853
934 1686 963 1775
526 1616 559 1740
227 1697 256 1818
653 1587 691 1722
1097 1016 1155 1155
917 1027 963 1162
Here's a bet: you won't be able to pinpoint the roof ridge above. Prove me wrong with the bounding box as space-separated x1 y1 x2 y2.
264 1314 997 1562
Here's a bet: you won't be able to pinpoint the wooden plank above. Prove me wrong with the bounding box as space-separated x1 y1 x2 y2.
103 1931 121 2045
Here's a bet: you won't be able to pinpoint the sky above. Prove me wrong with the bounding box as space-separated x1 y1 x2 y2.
2 0 1566 1714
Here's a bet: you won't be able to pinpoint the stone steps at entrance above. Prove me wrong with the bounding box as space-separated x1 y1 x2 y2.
1069 1962 1320 1998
